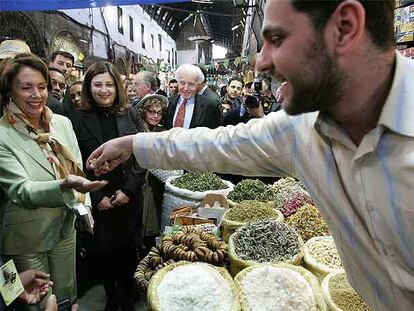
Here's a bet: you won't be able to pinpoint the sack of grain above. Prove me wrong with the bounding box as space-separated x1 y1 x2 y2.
228 220 304 276
303 236 344 281
234 263 327 311
160 175 234 231
221 200 284 242
321 271 371 311
147 261 241 311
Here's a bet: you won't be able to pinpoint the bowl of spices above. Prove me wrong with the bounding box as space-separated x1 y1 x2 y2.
227 179 275 207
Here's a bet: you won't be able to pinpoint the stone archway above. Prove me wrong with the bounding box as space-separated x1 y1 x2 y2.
50 31 84 67
0 12 46 57
115 58 127 75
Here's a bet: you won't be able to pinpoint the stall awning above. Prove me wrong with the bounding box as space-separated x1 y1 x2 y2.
0 0 187 11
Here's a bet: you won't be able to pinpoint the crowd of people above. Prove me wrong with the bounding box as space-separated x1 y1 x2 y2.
0 0 413 311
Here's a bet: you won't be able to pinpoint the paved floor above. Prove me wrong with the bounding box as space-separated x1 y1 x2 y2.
79 284 149 311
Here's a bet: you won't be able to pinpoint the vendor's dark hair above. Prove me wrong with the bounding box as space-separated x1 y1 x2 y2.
291 0 394 51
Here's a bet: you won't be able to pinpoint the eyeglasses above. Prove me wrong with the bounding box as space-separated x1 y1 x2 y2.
146 109 163 116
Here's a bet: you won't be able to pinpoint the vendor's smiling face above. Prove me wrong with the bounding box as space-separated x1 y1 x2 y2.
255 0 345 115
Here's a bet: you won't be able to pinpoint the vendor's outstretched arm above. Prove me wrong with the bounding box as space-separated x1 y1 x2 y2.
87 135 134 175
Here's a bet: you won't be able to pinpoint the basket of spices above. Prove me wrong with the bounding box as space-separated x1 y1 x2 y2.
285 204 330 241
147 261 241 311
303 236 344 280
234 263 327 311
161 173 234 230
272 177 307 209
227 179 275 207
321 271 371 311
228 219 304 276
221 200 283 242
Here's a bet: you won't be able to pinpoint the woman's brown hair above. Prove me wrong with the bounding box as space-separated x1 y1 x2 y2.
81 61 128 113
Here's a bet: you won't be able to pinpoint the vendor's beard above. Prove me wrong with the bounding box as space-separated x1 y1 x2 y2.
282 38 346 116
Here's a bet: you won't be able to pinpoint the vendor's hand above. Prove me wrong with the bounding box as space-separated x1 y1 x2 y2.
87 136 134 176
63 175 108 193
18 270 53 305
45 295 57 311
246 103 264 118
97 196 114 211
111 190 130 206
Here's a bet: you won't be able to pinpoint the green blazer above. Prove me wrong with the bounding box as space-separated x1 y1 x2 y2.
0 114 87 255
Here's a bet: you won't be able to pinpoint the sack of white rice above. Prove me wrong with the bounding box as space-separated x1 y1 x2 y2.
147 261 241 311
234 263 327 311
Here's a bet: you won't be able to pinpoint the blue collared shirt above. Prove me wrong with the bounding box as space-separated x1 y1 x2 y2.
172 96 195 129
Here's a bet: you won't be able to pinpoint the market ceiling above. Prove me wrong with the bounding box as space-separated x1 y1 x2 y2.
0 0 250 55
143 0 250 56
0 0 185 11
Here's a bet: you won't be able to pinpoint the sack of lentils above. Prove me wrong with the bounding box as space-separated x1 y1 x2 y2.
234 263 327 311
227 179 275 207
228 219 304 276
303 236 344 280
285 204 330 242
321 271 371 311
147 261 241 311
221 200 284 242
161 173 234 230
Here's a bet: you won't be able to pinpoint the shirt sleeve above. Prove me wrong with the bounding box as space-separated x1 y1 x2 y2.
133 110 297 177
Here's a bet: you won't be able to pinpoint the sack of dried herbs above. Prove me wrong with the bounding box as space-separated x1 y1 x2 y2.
234 263 327 311
227 179 275 204
221 200 284 242
228 220 304 276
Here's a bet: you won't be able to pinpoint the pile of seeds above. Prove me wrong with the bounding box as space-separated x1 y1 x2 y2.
171 172 228 192
280 191 315 218
306 236 343 270
328 273 371 311
286 204 329 241
156 263 233 311
272 177 307 209
228 179 274 203
225 200 279 223
240 266 316 311
232 220 302 263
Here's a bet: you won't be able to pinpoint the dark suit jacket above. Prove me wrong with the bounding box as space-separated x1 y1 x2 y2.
166 94 221 129
74 107 145 250
200 86 219 103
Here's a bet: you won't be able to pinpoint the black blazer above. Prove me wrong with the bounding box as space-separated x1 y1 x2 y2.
166 94 221 129
74 107 145 250
201 86 219 103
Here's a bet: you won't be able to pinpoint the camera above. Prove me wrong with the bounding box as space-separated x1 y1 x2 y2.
244 78 263 109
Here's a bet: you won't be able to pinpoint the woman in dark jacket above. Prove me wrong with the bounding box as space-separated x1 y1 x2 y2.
74 61 145 311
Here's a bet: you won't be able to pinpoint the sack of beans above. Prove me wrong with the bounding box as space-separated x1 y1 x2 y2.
303 236 344 280
228 219 304 276
147 261 241 311
221 200 284 242
321 271 371 311
161 173 234 230
234 263 327 311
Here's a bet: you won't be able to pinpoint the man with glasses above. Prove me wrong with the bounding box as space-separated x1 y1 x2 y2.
165 64 221 129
